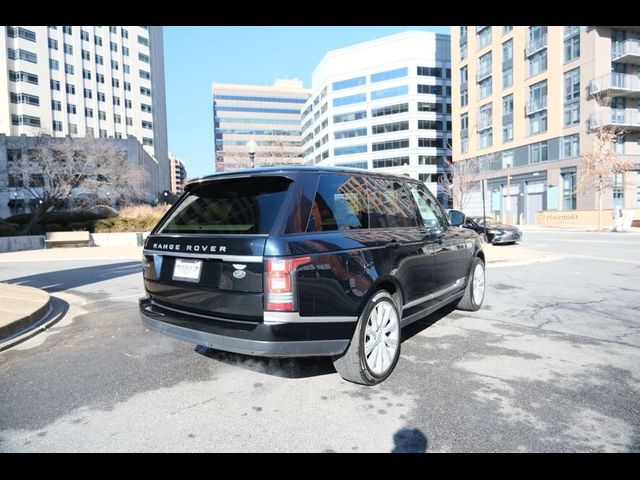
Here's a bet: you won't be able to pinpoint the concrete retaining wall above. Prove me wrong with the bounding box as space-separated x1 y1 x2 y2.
535 209 639 228
0 232 151 252
0 235 45 253
90 232 150 247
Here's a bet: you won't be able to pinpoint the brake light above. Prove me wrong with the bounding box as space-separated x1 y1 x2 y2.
265 256 311 311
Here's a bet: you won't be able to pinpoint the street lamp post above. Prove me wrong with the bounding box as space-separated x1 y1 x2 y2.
246 140 257 168
481 178 488 241
505 161 512 225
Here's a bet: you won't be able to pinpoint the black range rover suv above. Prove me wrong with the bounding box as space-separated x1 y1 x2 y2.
140 167 485 385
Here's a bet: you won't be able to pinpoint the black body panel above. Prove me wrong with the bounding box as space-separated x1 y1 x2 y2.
140 167 484 357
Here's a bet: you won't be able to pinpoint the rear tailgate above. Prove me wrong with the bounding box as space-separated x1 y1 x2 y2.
142 175 294 321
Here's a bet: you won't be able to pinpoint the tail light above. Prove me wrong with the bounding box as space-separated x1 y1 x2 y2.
265 256 311 311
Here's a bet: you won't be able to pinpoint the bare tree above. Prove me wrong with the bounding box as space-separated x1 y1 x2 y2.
437 137 481 211
214 143 251 172
257 130 309 167
214 130 309 172
2 134 148 233
578 126 633 230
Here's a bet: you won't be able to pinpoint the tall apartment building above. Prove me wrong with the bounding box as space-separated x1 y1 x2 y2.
302 31 452 203
0 25 169 214
212 79 309 172
169 152 187 195
452 26 640 225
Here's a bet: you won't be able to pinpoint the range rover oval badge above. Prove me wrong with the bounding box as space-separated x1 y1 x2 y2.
233 270 246 279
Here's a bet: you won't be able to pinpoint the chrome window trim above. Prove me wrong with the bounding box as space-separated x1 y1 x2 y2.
143 249 262 264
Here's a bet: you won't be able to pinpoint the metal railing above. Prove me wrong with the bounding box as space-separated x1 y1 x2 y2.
477 116 493 131
588 109 640 130
589 73 640 96
525 34 547 56
476 66 492 82
525 96 547 115
611 39 640 62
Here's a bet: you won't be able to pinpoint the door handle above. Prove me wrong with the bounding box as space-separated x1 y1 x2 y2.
385 241 401 250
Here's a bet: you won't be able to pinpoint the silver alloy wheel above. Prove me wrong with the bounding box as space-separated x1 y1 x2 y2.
472 262 485 306
364 299 400 375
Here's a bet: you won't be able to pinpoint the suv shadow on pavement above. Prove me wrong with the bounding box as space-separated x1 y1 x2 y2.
193 306 456 381
194 345 336 379
4 261 142 292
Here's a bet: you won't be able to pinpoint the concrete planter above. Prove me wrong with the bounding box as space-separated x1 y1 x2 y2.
0 235 45 253
90 231 150 247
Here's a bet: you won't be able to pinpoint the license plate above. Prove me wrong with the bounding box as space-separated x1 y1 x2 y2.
173 258 202 282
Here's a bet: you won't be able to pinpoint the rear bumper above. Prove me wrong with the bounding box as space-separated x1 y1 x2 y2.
139 297 353 357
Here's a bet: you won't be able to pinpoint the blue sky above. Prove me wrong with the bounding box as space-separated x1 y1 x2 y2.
163 26 450 178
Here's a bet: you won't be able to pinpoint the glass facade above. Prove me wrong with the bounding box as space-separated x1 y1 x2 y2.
333 76 366 91
371 85 408 100
333 93 367 107
371 67 408 83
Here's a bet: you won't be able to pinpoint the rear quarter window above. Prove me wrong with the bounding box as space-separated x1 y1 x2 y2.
368 177 419 228
157 176 292 235
306 174 368 231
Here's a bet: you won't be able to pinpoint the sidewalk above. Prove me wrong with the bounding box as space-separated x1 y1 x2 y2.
0 283 51 346
0 245 143 263
517 224 640 233
482 243 564 266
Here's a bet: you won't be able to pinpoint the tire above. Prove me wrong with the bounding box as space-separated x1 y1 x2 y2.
457 257 486 312
332 290 401 386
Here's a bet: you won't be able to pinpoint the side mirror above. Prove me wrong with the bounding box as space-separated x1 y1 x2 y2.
449 210 465 227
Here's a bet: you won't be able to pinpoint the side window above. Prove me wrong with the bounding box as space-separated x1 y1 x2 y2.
306 174 368 232
408 183 448 229
368 177 419 228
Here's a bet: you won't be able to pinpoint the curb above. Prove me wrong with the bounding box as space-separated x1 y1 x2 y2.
0 296 69 352
0 295 52 345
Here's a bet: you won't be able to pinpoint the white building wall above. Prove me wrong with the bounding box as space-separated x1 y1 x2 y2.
0 26 169 192
301 31 451 202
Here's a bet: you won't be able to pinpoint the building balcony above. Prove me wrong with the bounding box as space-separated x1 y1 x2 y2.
525 34 547 56
588 110 640 131
525 96 547 115
476 67 492 82
477 117 492 131
589 73 640 98
611 40 640 65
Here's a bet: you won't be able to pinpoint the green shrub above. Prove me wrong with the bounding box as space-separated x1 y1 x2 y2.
0 221 20 237
68 222 89 231
5 210 106 226
94 215 161 233
2 208 161 236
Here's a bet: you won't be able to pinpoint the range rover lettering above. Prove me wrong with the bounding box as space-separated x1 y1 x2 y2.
140 167 485 385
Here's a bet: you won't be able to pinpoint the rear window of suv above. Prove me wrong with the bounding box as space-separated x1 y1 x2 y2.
157 176 292 235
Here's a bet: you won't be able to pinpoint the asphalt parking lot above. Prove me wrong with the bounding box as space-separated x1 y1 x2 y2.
0 230 638 452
